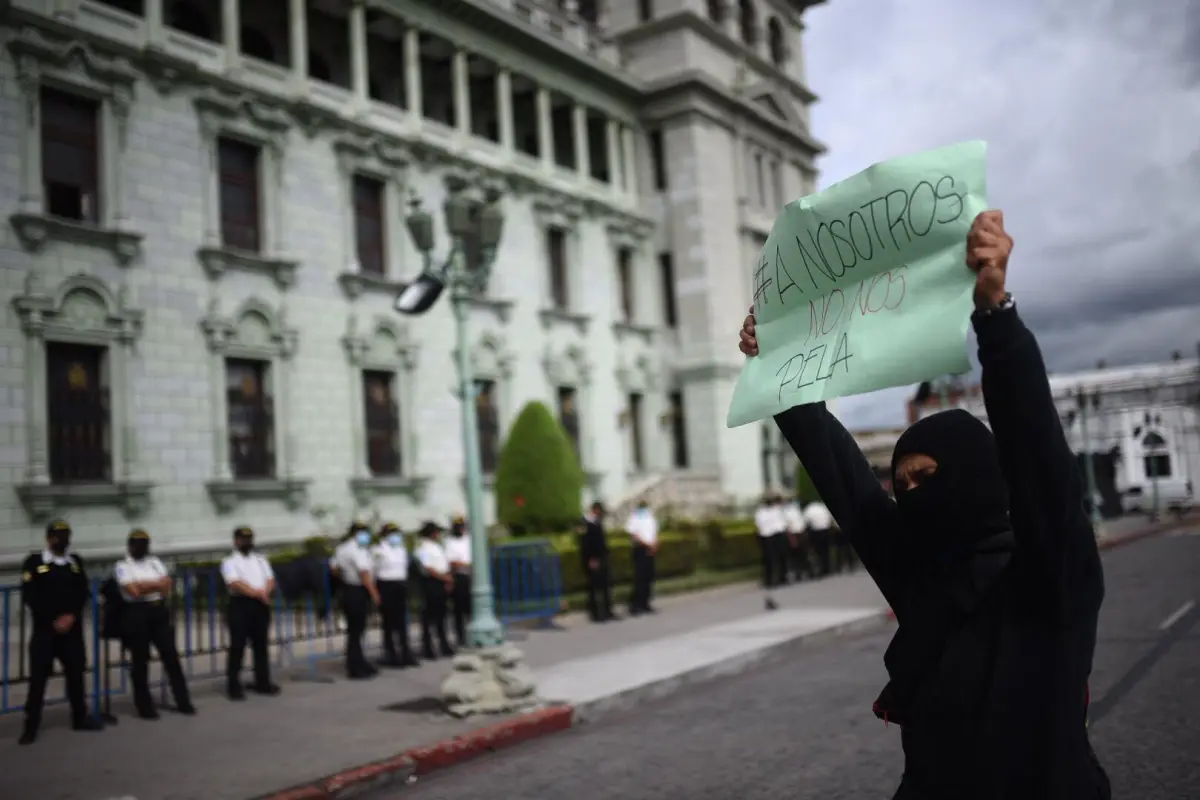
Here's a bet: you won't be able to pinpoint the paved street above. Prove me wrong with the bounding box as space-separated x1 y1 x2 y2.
376 529 1200 800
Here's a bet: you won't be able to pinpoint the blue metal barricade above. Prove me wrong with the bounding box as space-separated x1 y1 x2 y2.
490 539 563 626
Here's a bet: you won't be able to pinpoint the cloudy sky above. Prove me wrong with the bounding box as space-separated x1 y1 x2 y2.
801 0 1200 429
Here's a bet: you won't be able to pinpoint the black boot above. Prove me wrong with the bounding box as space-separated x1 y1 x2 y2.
18 722 37 745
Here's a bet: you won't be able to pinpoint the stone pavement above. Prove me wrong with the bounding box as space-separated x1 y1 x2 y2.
0 571 887 800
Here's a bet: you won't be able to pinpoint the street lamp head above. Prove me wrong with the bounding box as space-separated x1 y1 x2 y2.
393 271 446 316
444 189 475 241
405 194 434 253
478 189 505 250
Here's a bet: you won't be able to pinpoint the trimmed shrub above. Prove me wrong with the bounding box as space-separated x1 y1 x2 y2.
494 401 585 534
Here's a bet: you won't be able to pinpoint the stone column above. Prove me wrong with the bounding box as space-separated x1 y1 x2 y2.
15 61 43 214
536 87 553 171
109 92 133 229
209 342 232 481
349 0 369 105
21 316 49 485
269 143 286 253
452 49 470 135
622 127 638 198
572 104 590 179
404 27 422 119
496 69 514 151
222 0 240 70
399 352 419 477
279 345 297 478
605 119 621 193
145 0 164 49
345 334 370 478
289 0 308 85
200 127 221 245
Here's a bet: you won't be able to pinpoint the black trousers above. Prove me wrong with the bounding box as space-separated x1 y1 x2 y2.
810 528 833 576
792 533 814 580
451 573 472 647
585 556 614 621
24 624 88 730
630 545 656 613
758 533 790 588
836 535 857 572
377 579 413 662
227 596 272 690
123 602 190 712
420 577 452 655
341 585 372 676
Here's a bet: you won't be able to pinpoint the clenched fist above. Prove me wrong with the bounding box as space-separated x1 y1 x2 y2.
738 307 758 357
967 210 1012 309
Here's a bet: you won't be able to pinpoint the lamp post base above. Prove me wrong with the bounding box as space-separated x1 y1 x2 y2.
440 644 540 719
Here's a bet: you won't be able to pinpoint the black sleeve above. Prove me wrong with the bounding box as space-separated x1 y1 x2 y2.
19 554 40 612
775 403 906 607
974 307 1103 611
71 554 91 616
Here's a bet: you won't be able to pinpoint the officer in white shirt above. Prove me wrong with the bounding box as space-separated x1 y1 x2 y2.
114 529 194 719
413 521 455 659
331 523 380 679
785 495 813 580
804 500 835 577
624 501 659 615
220 526 280 700
371 522 417 668
444 515 473 647
754 494 790 595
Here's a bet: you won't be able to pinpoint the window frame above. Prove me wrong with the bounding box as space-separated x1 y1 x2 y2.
352 173 388 277
45 341 112 484
362 368 403 476
40 87 103 225
224 357 275 480
217 136 264 253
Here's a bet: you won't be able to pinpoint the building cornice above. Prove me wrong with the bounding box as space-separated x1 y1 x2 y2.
609 10 819 106
640 71 826 157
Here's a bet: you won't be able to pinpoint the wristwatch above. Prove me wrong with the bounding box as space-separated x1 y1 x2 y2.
976 292 1015 317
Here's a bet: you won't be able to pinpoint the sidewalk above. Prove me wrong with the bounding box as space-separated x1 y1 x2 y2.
0 572 887 800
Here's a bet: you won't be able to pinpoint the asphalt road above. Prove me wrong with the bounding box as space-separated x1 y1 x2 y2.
375 527 1200 800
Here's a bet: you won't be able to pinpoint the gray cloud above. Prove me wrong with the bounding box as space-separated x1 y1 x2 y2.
802 0 1200 428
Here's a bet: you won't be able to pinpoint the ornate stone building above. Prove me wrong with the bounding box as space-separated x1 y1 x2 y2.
0 0 825 559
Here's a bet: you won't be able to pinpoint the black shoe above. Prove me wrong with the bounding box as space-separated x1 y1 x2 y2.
227 686 246 702
18 726 37 745
440 644 456 658
177 702 197 715
347 670 376 680
765 597 778 611
137 707 160 721
72 716 104 732
378 656 403 668
250 683 281 696
422 648 437 661
400 653 420 668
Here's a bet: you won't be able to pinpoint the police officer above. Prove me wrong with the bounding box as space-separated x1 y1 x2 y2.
577 502 616 623
19 520 103 745
331 523 379 679
115 529 195 719
220 526 280 700
625 501 659 615
372 523 417 668
414 521 455 660
444 515 473 647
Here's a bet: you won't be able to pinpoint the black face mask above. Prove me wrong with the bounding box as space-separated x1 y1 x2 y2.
48 534 70 556
128 541 150 560
451 524 465 538
891 409 1011 561
236 538 254 554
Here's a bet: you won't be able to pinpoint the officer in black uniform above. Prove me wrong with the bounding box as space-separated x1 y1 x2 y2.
19 520 104 745
577 502 617 623
446 515 473 647
114 529 195 719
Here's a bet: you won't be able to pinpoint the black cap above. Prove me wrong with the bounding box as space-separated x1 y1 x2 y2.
380 522 401 536
46 520 71 537
128 528 150 541
233 526 253 538
451 514 465 525
419 521 444 538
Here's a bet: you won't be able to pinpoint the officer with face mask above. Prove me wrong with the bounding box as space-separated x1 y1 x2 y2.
444 515 473 648
414 521 455 660
372 523 417 668
19 520 104 745
331 523 380 679
115 529 195 719
220 526 280 700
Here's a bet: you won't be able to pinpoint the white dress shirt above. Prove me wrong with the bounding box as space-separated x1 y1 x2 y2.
803 501 834 531
372 541 410 581
115 555 169 602
443 535 472 574
754 505 787 538
41 548 73 567
625 509 659 547
784 502 806 534
415 540 450 576
220 550 274 595
333 540 373 586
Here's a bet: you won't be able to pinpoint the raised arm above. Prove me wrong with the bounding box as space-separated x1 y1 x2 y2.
774 403 905 605
967 211 1101 612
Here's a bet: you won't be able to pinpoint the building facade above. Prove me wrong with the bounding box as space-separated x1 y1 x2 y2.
0 0 826 560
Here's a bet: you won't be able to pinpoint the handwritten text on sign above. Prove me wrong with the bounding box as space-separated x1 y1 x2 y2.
725 141 988 428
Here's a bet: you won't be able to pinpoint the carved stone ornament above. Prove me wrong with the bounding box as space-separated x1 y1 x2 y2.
532 193 585 229
469 331 515 380
200 298 299 360
440 645 541 719
538 307 591 335
206 478 311 514
8 26 139 103
198 246 299 290
543 343 593 387
10 213 145 265
333 131 411 175
605 215 654 246
14 272 144 342
16 482 154 522
194 88 293 147
616 354 658 392
349 475 431 507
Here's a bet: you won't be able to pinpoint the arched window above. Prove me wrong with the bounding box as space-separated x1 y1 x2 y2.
1142 431 1172 479
767 17 786 65
240 26 275 62
1142 432 1167 448
707 0 725 24
739 0 758 46
168 1 213 40
308 51 332 83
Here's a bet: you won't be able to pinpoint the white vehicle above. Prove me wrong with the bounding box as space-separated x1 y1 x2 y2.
1119 478 1194 516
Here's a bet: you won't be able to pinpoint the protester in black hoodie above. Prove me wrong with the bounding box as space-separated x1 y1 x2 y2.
738 210 1110 799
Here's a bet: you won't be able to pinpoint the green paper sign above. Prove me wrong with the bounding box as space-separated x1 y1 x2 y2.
726 141 989 428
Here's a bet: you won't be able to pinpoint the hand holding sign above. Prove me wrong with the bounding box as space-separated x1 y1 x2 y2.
726 141 989 428
967 210 1012 309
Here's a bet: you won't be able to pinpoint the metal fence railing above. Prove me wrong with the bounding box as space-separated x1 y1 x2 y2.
0 539 562 718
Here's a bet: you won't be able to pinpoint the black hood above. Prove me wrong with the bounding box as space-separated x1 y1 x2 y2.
891 409 1010 560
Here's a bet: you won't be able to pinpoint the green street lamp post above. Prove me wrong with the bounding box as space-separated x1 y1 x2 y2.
395 175 537 716
1075 387 1104 531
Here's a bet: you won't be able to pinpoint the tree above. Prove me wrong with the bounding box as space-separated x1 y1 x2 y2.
795 462 822 506
495 401 585 534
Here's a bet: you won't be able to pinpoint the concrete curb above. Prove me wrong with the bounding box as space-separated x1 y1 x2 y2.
253 610 893 799
1096 516 1192 551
